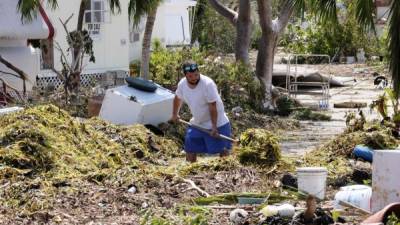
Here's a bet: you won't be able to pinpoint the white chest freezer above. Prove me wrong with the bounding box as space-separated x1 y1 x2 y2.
99 85 175 126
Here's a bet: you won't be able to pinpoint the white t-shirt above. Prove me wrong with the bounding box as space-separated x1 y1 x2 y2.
175 74 229 129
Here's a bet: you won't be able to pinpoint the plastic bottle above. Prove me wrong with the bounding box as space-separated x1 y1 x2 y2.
260 205 278 217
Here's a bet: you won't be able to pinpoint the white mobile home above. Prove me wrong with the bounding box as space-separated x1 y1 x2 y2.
0 0 54 93
129 0 197 60
39 0 196 88
1 0 197 93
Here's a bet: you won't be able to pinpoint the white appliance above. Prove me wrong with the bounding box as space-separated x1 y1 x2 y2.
99 84 175 126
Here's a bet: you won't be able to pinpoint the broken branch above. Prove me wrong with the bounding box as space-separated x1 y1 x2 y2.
181 178 210 197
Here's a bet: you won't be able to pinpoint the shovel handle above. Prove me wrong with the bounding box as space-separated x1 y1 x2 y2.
179 119 238 143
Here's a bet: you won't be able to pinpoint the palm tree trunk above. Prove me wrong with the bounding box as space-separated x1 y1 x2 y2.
140 8 157 80
77 0 88 31
389 0 400 98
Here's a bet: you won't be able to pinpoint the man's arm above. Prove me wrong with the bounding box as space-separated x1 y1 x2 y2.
208 101 219 137
171 95 182 122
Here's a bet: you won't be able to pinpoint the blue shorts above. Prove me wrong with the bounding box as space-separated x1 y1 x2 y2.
184 122 232 154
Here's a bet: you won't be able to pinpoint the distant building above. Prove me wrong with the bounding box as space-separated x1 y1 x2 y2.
1 0 197 93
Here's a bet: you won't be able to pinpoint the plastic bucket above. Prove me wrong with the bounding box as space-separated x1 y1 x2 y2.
334 185 372 211
296 167 328 199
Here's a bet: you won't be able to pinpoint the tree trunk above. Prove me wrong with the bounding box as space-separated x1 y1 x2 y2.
140 8 157 80
235 0 251 64
77 0 88 32
256 33 277 109
208 0 251 63
256 0 295 108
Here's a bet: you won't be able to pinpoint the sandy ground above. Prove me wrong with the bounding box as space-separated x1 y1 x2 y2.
279 63 385 156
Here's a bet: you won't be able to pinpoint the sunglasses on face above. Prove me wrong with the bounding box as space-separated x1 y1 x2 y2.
183 64 198 73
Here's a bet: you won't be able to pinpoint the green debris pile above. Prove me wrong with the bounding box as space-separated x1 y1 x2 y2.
237 129 281 167
301 125 398 179
318 128 397 157
86 118 182 160
179 156 240 176
0 105 181 182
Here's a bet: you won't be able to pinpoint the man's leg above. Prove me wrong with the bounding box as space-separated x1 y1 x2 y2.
186 152 197 163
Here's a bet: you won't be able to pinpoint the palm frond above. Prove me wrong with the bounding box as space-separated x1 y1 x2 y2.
18 0 58 22
388 0 400 97
291 0 306 17
309 0 338 25
47 0 58 10
355 0 375 33
108 0 121 14
17 0 39 22
128 0 162 26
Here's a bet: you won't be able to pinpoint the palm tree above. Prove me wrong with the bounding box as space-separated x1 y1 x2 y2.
128 0 163 80
388 1 400 98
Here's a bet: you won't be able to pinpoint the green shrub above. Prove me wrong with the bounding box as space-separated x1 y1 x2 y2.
149 47 264 110
276 95 295 116
191 0 236 53
280 8 381 59
149 45 206 86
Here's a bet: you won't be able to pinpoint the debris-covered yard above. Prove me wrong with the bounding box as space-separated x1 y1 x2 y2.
1 63 399 225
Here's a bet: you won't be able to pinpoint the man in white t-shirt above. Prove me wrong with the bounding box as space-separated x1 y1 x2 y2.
171 60 232 162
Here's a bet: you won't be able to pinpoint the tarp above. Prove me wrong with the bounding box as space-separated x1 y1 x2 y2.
273 64 353 87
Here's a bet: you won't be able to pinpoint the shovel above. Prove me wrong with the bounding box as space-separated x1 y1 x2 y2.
179 119 238 143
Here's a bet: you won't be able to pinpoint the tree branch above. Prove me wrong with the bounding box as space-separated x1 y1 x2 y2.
0 78 20 93
59 15 74 43
0 70 22 79
0 55 29 93
181 178 210 197
208 0 238 25
51 67 65 82
54 41 72 72
276 0 295 34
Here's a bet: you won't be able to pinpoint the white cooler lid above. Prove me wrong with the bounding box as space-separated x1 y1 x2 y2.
296 167 327 173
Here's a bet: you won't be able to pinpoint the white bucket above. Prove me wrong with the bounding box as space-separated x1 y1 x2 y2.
334 185 371 212
296 167 328 199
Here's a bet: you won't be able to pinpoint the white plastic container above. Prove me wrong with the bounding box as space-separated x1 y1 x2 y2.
334 185 372 212
260 204 295 218
372 150 400 213
0 106 23 116
99 84 175 126
296 167 328 199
